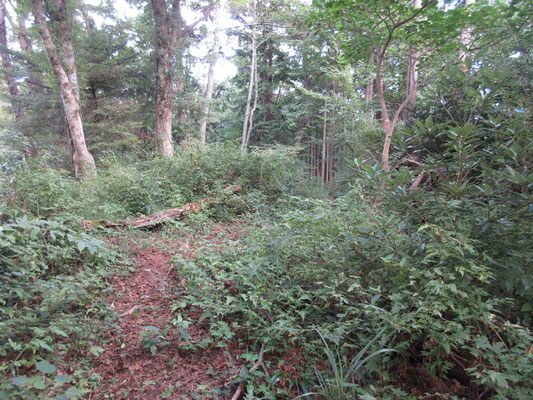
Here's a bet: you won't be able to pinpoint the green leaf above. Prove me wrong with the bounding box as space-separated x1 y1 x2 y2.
77 240 86 252
89 346 105 356
33 379 46 389
35 360 57 374
55 375 70 384
9 376 28 387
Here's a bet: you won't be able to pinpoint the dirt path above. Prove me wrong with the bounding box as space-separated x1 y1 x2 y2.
90 222 247 399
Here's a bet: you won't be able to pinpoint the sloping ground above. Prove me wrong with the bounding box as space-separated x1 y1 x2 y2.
90 222 248 399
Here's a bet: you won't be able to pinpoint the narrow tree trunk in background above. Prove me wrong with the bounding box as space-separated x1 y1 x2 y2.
459 0 475 74
404 0 421 123
241 0 257 149
0 0 19 102
376 54 393 170
262 38 273 123
321 103 327 188
32 0 96 178
16 11 40 157
365 51 374 103
247 41 259 143
0 1 23 121
200 1 221 143
17 13 42 95
0 0 39 158
329 82 336 185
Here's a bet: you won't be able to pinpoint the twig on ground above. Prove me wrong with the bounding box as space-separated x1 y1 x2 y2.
231 344 266 400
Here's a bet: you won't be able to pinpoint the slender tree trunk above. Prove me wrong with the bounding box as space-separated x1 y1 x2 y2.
200 0 221 143
241 0 257 149
262 37 273 123
404 0 421 123
16 11 40 157
247 40 259 143
321 101 327 188
365 51 374 103
459 0 475 74
32 0 96 178
329 82 336 184
0 0 38 158
0 0 19 103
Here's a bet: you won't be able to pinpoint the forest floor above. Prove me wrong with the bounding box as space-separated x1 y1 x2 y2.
85 219 476 400
90 221 251 399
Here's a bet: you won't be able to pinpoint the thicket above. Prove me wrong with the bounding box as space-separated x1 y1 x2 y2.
166 68 533 398
1 71 531 398
0 143 305 398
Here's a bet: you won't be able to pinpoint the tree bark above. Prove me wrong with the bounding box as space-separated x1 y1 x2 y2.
459 0 475 74
365 51 374 103
151 0 214 156
199 0 221 143
32 0 96 178
321 98 327 188
241 0 257 150
0 0 38 158
404 0 421 123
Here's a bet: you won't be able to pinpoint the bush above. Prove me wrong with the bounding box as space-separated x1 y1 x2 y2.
0 216 119 399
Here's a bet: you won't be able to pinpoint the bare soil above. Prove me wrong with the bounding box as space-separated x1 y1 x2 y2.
90 222 249 399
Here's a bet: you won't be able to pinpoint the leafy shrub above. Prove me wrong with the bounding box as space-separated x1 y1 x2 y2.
0 216 119 399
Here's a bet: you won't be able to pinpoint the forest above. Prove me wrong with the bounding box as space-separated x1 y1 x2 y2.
0 0 532 398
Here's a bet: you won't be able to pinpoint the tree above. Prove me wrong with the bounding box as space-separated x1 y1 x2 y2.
151 0 215 157
0 0 38 158
32 0 96 178
199 0 222 143
315 0 438 170
240 0 258 149
404 0 421 123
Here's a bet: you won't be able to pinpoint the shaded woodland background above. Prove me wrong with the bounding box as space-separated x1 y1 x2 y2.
0 0 532 399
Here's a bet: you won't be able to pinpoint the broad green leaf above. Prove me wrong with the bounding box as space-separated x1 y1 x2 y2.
35 360 57 374
9 376 28 387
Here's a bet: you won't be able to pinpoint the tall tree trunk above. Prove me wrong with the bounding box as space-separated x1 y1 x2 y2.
262 36 273 123
0 0 19 103
151 0 214 156
154 45 175 156
247 39 259 144
404 0 421 123
17 12 42 95
152 0 179 157
329 82 336 184
241 0 257 150
459 0 475 74
321 98 327 189
0 0 39 158
32 0 96 178
365 51 374 103
199 0 221 143
376 53 409 170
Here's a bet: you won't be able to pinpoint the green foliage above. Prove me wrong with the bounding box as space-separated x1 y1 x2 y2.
300 328 395 400
3 142 304 221
140 326 169 355
0 216 119 399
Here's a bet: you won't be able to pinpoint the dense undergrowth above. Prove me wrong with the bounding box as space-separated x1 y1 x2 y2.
1 110 532 399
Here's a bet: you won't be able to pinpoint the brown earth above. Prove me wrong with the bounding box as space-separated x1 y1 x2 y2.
89 222 250 400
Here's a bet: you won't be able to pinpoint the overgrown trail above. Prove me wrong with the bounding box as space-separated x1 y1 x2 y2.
91 222 247 399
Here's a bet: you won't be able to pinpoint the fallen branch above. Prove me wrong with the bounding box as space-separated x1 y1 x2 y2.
83 185 241 229
231 344 266 400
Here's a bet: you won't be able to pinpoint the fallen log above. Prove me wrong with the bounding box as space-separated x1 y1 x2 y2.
83 185 241 229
